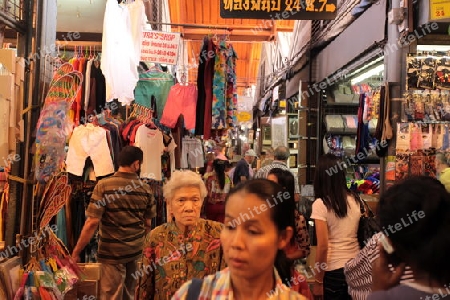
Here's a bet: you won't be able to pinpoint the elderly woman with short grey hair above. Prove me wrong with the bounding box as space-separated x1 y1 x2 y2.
137 170 225 300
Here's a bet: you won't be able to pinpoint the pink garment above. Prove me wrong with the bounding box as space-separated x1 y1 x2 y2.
346 116 357 129
66 124 115 177
410 125 423 151
160 83 198 130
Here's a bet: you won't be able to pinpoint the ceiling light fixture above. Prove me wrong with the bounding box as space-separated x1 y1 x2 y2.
350 64 384 85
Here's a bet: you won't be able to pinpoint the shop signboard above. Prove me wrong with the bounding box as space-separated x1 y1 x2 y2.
141 31 180 65
220 0 337 20
237 96 253 127
429 0 450 21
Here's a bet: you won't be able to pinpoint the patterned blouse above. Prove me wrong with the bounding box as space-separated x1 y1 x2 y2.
137 219 226 300
172 267 307 300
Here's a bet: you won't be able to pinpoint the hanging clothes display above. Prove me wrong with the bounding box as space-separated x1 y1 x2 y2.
212 39 238 130
35 64 83 183
134 66 174 120
65 123 115 178
180 136 205 169
135 126 165 180
84 58 107 120
160 83 198 130
120 104 175 181
101 0 145 105
195 37 216 138
195 36 237 138
225 43 238 128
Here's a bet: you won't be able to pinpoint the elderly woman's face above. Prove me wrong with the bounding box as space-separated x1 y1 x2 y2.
169 186 203 228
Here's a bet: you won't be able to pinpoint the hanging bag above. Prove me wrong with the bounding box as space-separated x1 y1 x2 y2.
353 192 380 249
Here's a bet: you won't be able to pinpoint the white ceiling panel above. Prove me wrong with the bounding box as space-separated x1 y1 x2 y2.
56 0 106 33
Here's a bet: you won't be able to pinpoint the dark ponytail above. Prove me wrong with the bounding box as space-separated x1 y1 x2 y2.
275 250 292 286
213 159 229 190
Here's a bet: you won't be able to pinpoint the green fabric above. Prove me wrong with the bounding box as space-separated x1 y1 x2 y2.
134 71 174 120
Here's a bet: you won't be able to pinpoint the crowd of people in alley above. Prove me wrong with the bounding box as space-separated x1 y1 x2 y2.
71 145 450 300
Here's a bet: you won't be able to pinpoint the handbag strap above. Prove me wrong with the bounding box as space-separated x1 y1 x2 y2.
352 191 375 217
187 278 203 300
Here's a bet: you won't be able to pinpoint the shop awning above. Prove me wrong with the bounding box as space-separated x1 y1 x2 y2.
315 0 387 82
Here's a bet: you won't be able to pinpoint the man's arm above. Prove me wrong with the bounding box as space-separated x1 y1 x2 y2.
72 217 100 262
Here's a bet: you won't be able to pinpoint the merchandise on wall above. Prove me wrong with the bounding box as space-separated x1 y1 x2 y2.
395 47 450 180
321 62 385 195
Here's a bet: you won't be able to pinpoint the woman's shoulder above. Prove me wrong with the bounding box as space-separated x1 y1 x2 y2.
367 284 434 299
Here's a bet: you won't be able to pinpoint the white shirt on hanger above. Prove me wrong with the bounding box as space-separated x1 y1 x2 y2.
134 126 164 180
101 0 139 105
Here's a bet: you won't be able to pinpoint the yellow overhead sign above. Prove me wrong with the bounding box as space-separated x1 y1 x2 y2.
220 0 337 20
430 0 450 20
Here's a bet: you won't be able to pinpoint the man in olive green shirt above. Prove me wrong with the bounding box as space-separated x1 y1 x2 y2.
72 146 156 300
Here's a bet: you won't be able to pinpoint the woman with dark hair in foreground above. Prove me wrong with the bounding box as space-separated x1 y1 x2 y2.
368 176 450 299
172 179 306 299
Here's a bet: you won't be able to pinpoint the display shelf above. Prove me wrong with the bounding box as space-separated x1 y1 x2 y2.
348 157 380 165
324 102 360 107
326 131 357 135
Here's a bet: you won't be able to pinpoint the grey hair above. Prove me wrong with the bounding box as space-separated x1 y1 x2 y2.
274 146 290 161
163 170 208 201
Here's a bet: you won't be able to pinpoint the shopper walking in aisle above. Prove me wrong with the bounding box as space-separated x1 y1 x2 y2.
203 159 232 223
172 179 307 300
368 176 450 299
311 154 360 300
137 170 225 300
255 146 300 201
232 149 257 185
435 152 450 192
267 168 312 299
267 168 310 260
71 146 156 300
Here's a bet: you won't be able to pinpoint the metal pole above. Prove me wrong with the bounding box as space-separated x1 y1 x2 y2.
19 0 43 262
4 0 34 261
381 0 403 194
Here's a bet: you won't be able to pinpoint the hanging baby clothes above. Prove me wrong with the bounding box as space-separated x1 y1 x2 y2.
160 83 198 130
134 68 174 120
101 0 142 105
